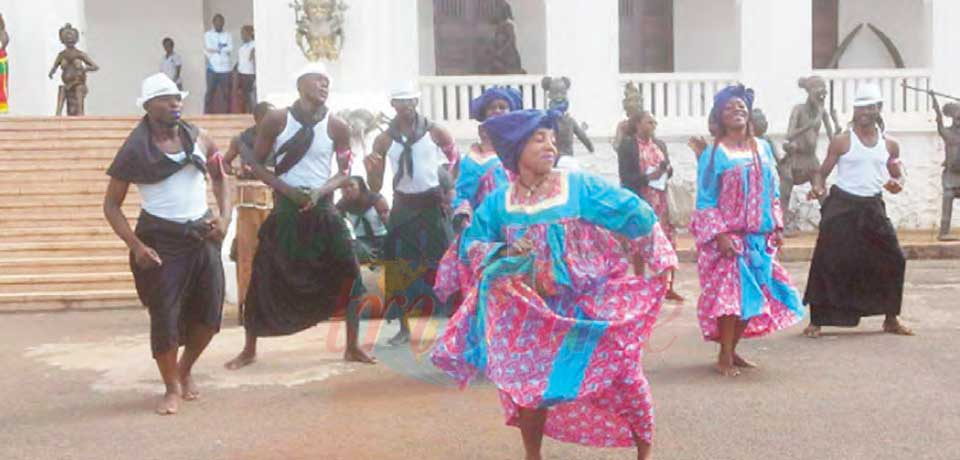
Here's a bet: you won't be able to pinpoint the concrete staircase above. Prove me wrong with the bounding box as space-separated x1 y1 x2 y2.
0 115 252 312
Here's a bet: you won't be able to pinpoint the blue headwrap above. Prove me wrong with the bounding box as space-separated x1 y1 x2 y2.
469 87 523 122
481 102 568 173
709 84 755 127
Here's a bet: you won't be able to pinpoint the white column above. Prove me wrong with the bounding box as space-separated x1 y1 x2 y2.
738 0 812 134
255 0 419 113
930 0 960 99
544 0 620 138
0 0 85 116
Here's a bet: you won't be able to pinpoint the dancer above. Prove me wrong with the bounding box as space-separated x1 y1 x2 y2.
803 83 912 337
364 82 458 345
434 87 521 307
104 73 230 414
617 110 684 302
432 107 678 460
690 84 804 377
224 64 376 369
336 176 389 264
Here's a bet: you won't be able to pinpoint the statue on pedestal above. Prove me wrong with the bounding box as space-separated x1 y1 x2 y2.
292 0 348 61
780 76 839 230
48 23 98 116
542 76 594 158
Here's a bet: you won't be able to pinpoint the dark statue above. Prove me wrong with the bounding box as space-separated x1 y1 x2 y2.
48 23 99 116
542 76 594 158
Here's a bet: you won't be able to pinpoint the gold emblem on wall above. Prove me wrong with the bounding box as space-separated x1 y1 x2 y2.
291 0 348 61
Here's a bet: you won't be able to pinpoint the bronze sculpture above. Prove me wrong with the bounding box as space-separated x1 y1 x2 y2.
780 76 839 230
542 76 594 157
930 91 960 240
292 0 348 61
48 23 98 116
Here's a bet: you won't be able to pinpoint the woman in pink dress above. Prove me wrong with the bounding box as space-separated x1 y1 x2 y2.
432 107 677 459
617 111 684 302
689 84 805 377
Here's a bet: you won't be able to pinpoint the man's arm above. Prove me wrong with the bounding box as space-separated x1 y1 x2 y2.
364 133 391 193
810 133 849 199
222 136 241 176
201 130 232 240
103 178 161 268
430 124 460 173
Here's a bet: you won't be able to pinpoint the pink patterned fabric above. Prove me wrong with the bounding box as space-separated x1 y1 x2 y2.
636 138 676 242
433 219 677 447
690 162 801 342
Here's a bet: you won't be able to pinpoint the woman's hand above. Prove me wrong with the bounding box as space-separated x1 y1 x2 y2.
716 233 736 258
771 231 784 249
508 237 534 257
688 136 707 155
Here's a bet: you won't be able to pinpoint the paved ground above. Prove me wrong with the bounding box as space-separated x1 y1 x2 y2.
1 261 958 460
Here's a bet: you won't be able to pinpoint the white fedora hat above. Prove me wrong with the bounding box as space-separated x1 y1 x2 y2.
853 83 883 107
390 80 421 100
137 73 188 108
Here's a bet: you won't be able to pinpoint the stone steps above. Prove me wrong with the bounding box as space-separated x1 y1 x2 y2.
0 115 249 311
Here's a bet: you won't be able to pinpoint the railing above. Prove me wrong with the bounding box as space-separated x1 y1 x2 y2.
619 73 741 127
819 68 932 118
418 75 548 125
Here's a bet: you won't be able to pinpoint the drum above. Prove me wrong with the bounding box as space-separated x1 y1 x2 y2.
236 180 273 210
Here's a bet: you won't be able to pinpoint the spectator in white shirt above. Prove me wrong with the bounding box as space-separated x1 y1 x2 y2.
203 14 233 113
235 25 256 113
160 38 183 89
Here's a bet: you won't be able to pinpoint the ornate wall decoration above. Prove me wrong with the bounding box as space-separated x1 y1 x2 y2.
291 0 349 61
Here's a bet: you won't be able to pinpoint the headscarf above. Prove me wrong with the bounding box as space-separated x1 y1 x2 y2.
481 102 567 173
469 87 523 122
709 83 755 128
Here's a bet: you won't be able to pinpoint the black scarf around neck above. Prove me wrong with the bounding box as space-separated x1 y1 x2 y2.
274 100 328 176
387 114 434 188
106 117 203 184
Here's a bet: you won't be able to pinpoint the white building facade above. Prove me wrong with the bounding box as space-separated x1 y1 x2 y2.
3 0 960 230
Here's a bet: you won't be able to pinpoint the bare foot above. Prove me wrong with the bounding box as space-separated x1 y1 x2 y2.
715 354 741 377
155 391 180 415
665 290 685 303
179 373 199 401
733 353 758 369
387 329 411 346
224 351 256 370
344 347 377 364
803 324 821 338
883 319 914 336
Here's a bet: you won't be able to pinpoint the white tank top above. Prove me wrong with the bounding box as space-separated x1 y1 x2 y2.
386 134 445 194
273 110 334 189
836 129 890 197
137 145 209 223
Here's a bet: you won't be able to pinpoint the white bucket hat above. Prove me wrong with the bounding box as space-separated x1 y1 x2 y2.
853 83 883 108
390 80 421 100
137 73 188 108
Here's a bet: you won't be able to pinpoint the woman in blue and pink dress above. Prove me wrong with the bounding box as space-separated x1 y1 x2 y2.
690 84 805 377
431 107 677 460
434 87 521 307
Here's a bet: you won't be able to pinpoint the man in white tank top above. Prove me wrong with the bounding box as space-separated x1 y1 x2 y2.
224 63 377 370
804 83 912 338
364 82 459 346
104 73 232 415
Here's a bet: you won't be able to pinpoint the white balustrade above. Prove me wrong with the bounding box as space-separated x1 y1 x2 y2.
418 75 548 126
619 73 740 132
819 68 933 124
